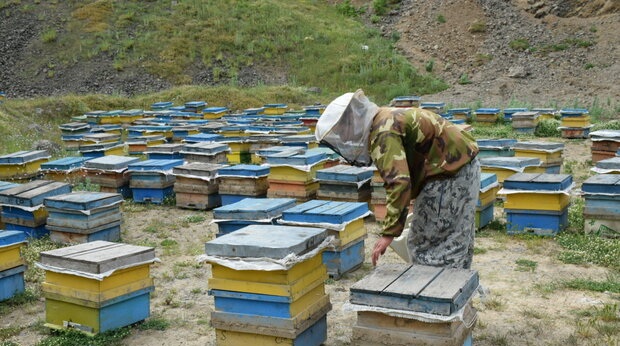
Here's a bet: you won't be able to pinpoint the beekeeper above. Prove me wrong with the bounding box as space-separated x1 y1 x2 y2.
315 89 480 269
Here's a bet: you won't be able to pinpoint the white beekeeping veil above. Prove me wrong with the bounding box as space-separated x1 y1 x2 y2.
315 89 378 167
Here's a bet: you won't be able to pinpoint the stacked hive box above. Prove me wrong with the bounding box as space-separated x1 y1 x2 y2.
315 165 373 202
212 198 296 237
127 125 173 142
217 164 270 205
511 111 540 133
171 125 200 143
500 173 573 235
502 108 528 122
43 192 123 244
151 101 173 111
420 102 446 115
38 241 156 334
480 157 543 184
119 109 144 124
477 173 499 230
83 155 140 198
531 108 556 121
181 142 229 164
126 135 167 156
476 139 516 158
349 264 478 346
592 157 620 175
203 106 228 120
205 224 331 346
581 174 620 237
59 122 91 151
389 96 421 108
0 181 20 228
79 133 124 158
145 143 184 160
474 108 500 126
0 230 27 301
264 149 326 202
447 108 472 121
263 103 288 115
559 108 591 139
0 180 72 238
173 163 226 210
589 130 620 163
248 134 282 164
513 141 564 174
128 159 184 204
40 157 91 185
280 200 369 279
184 101 207 113
0 150 50 181
280 134 318 149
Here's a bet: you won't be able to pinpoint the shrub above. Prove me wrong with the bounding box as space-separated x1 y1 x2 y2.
509 38 530 51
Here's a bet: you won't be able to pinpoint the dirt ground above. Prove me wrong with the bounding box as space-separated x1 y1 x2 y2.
1 139 618 346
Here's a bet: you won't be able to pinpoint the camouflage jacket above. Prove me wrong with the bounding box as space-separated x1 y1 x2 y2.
369 107 479 237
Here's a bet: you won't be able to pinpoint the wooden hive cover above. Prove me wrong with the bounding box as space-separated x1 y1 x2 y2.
204 224 327 259
480 173 497 190
173 163 227 178
350 264 479 316
480 156 540 168
217 164 270 177
316 165 374 183
40 157 92 171
0 180 72 207
582 174 620 194
213 197 296 220
475 138 517 148
128 159 184 171
0 230 26 246
596 157 620 170
82 133 120 142
281 200 369 224
182 142 229 154
39 241 155 274
264 151 325 166
126 135 166 144
590 130 620 141
0 150 49 164
257 146 304 157
43 192 123 211
83 155 140 170
503 173 573 191
145 143 185 153
0 181 20 192
182 133 224 143
513 141 564 151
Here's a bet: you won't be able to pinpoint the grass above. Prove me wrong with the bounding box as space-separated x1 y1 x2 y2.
515 259 538 272
556 233 620 270
36 327 131 346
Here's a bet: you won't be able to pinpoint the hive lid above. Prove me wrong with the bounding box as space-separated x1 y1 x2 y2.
83 155 141 170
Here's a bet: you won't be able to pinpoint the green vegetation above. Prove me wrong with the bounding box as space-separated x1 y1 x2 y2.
509 38 530 51
137 317 170 331
556 233 620 270
436 14 446 24
36 327 131 346
515 259 538 272
468 20 487 33
458 73 472 85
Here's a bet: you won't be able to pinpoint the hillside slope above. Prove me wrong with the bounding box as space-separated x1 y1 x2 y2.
0 0 618 111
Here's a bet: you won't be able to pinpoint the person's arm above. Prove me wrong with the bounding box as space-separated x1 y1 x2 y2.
370 130 412 265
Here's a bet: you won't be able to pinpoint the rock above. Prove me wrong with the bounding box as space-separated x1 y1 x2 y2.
508 66 529 78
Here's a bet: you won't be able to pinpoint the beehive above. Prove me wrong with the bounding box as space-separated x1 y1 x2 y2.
581 174 620 237
212 198 296 236
480 157 543 183
128 159 184 204
0 150 50 181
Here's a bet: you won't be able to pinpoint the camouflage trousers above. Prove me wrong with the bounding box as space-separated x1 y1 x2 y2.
408 157 480 269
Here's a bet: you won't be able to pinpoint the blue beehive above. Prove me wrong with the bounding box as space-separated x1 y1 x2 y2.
263 151 326 166
128 160 183 203
41 157 91 171
582 174 620 194
217 164 270 177
559 108 589 117
0 266 26 302
502 108 528 121
282 200 369 225
506 208 568 235
503 173 572 191
316 165 373 183
596 157 620 170
183 133 224 144
476 139 517 158
213 198 297 236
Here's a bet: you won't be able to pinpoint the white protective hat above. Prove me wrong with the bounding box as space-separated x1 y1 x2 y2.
315 89 378 167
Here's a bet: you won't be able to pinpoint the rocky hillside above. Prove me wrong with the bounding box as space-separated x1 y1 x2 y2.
1 0 618 111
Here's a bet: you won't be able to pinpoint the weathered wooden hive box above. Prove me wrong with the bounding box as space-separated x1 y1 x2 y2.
477 173 498 230
502 108 528 122
595 157 620 172
39 241 156 334
475 138 517 158
212 197 296 236
349 264 479 346
40 157 92 184
513 141 564 173
78 142 125 159
480 156 542 183
474 108 500 124
126 135 167 155
581 174 620 237
589 130 620 163
501 173 573 235
0 180 72 238
205 224 331 346
280 134 318 149
0 181 20 228
82 155 140 197
43 192 123 244
217 164 270 205
145 143 184 160
128 159 184 204
180 142 229 164
202 106 228 120
172 162 227 210
559 108 590 139
315 165 373 203
264 149 326 202
389 95 421 108
0 150 50 181
0 230 27 302
281 200 369 279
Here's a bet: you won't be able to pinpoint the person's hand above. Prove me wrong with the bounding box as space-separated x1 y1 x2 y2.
372 236 394 266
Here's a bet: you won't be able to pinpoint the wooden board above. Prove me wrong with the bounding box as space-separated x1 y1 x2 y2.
0 150 48 164
0 230 27 246
49 226 121 244
43 192 122 210
281 200 369 224
127 159 184 171
581 174 620 194
264 151 325 166
350 265 479 316
0 180 72 207
218 164 270 177
83 155 140 170
172 162 226 177
503 173 572 191
315 165 374 182
597 157 620 170
480 156 541 168
39 241 155 274
213 198 296 220
205 224 327 259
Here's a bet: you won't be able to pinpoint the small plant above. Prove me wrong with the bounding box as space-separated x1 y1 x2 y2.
37 327 131 346
184 215 206 223
567 197 585 233
41 29 57 43
138 317 170 331
436 14 446 23
425 59 434 72
509 38 530 51
468 20 486 33
534 119 561 137
373 0 389 16
474 53 492 66
73 178 100 192
473 247 487 255
458 73 472 85
515 258 537 272
336 0 364 17
584 63 595 70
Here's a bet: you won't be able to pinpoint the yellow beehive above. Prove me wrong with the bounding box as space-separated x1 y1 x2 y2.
514 149 562 162
269 163 325 183
478 186 499 207
0 243 26 272
0 158 48 179
481 166 544 183
503 193 570 211
561 116 590 128
328 218 366 247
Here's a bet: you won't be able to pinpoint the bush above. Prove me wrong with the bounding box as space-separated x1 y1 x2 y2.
535 119 561 137
509 38 530 51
